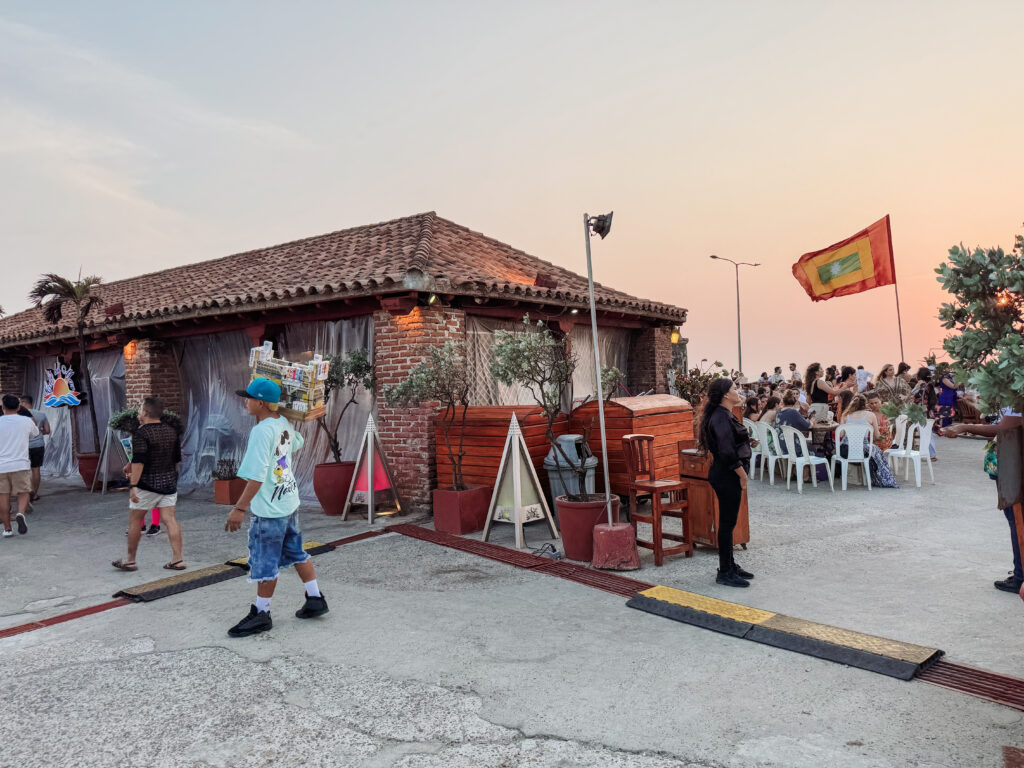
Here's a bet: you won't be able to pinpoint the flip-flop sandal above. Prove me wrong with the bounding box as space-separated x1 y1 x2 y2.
163 561 186 571
112 559 138 571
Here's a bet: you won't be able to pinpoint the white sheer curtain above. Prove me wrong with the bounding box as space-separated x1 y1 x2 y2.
24 356 76 478
465 315 540 406
275 316 374 496
569 326 631 401
173 331 254 493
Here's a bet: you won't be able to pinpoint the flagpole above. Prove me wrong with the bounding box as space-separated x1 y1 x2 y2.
886 215 906 363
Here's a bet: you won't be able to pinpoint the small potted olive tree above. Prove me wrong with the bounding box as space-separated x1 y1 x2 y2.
312 348 375 515
385 341 491 534
490 317 620 560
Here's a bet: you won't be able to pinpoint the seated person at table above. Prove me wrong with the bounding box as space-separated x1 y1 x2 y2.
759 396 780 425
864 391 892 451
743 397 761 421
776 391 813 456
840 395 899 488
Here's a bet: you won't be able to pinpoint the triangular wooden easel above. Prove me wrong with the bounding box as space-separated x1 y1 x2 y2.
342 414 403 523
482 414 559 549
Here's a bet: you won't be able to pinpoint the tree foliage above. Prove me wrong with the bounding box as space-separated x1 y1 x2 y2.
936 233 1024 413
385 341 471 490
318 348 375 463
673 360 734 408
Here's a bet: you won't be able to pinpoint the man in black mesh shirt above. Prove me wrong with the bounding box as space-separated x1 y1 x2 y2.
112 397 185 572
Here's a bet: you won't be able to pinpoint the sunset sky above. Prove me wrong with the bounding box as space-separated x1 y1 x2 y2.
2 1 1021 377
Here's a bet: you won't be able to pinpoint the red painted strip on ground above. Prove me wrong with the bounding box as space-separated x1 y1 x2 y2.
0 598 132 640
917 660 1024 711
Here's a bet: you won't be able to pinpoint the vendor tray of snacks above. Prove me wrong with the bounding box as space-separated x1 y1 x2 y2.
248 341 329 422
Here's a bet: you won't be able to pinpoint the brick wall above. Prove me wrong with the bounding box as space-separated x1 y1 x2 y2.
0 354 27 396
628 326 674 395
123 339 184 415
374 305 466 513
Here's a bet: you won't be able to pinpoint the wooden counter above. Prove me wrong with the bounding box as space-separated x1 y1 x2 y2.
678 446 750 549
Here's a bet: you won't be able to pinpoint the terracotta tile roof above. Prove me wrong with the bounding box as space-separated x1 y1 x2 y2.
0 212 686 348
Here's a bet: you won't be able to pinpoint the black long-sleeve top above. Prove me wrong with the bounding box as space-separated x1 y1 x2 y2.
706 406 752 472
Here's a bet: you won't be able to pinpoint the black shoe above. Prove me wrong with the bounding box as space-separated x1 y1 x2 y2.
732 563 754 579
145 524 161 536
227 605 272 637
716 569 750 588
994 576 1023 593
15 513 27 535
295 592 329 619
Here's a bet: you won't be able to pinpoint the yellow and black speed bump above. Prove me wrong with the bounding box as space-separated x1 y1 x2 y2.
225 540 333 571
114 564 246 602
627 586 943 680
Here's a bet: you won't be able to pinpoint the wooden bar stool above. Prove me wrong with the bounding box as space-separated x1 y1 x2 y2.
622 433 693 566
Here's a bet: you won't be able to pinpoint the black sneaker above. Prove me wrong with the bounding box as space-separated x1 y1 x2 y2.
994 576 1023 594
145 524 161 536
227 605 272 637
15 513 27 535
716 569 750 588
732 563 754 579
295 592 329 619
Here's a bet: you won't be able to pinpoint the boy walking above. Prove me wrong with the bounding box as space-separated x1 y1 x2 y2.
112 397 185 571
20 395 50 501
0 394 38 536
225 377 327 637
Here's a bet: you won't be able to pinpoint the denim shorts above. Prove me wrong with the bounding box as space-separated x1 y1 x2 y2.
247 512 310 583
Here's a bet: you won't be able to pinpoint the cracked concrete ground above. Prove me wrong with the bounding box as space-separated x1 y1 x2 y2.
0 436 1021 767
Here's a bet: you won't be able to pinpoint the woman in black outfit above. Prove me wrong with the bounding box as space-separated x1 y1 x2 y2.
699 378 755 588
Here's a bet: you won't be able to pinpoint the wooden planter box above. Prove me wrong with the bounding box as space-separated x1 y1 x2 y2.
570 395 695 496
435 406 569 491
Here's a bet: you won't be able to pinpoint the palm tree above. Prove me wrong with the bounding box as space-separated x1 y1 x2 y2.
28 274 103 453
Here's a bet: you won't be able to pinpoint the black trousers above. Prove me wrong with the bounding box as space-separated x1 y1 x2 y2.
709 467 742 572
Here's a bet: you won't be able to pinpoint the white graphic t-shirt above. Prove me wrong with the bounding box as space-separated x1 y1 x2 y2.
238 415 304 518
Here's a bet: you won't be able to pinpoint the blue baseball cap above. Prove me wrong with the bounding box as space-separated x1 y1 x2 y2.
236 377 281 406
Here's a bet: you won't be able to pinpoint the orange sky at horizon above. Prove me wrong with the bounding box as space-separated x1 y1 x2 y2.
0 2 1021 378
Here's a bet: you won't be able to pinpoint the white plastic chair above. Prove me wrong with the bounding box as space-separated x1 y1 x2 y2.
743 417 761 476
831 423 873 491
759 423 787 485
901 420 936 487
883 414 910 473
780 426 833 494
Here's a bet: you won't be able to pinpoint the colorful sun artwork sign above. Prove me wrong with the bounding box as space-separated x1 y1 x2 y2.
43 363 81 407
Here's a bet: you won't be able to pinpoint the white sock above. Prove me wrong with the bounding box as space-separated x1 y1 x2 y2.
255 596 272 613
304 579 321 598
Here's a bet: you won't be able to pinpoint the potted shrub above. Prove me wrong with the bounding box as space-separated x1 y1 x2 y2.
312 348 374 515
211 458 247 505
384 341 491 534
29 273 103 486
673 359 732 408
490 316 619 561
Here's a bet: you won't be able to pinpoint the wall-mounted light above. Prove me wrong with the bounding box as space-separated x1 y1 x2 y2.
427 293 438 305
570 308 579 314
670 329 680 344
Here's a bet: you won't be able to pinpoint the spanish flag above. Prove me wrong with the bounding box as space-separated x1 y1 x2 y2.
792 215 895 301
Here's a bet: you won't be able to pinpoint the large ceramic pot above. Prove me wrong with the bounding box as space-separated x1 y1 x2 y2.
77 453 100 489
214 478 248 506
432 485 492 535
313 461 357 516
555 494 620 562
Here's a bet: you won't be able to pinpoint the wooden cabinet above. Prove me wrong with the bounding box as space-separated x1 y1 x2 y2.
677 447 749 549
571 395 694 496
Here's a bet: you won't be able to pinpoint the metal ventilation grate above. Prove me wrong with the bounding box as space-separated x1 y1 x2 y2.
916 660 1024 711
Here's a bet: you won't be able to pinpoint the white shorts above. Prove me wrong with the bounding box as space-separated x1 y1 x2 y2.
130 489 178 510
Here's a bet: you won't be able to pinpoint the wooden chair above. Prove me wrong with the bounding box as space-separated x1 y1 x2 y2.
622 434 693 566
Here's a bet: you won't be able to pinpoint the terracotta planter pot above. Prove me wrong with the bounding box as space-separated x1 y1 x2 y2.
555 495 620 563
77 453 100 489
214 478 248 506
432 485 492 535
313 461 356 516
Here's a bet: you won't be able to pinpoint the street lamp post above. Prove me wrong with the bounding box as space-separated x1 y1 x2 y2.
709 255 760 376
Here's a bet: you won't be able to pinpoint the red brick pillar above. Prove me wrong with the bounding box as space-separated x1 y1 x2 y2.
374 305 466 514
0 354 28 395
123 340 184 415
628 326 674 395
